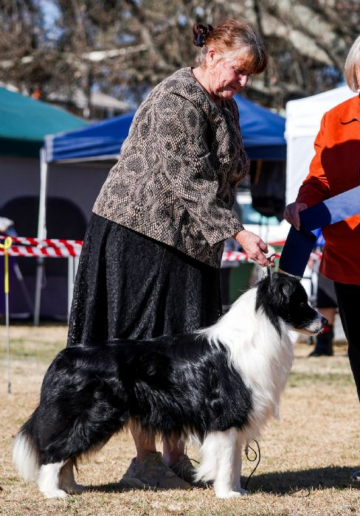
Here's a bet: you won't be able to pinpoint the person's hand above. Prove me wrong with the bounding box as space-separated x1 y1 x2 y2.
234 229 275 267
283 202 308 230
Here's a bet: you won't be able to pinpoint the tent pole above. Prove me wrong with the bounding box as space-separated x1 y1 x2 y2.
68 257 73 322
67 256 79 322
34 148 48 326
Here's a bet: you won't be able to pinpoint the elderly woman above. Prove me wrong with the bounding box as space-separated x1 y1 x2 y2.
67 19 272 489
284 36 360 477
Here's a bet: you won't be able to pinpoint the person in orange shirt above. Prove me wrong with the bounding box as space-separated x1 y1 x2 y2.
284 36 360 477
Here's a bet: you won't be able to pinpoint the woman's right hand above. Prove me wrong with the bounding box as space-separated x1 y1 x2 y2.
283 202 308 230
234 229 274 267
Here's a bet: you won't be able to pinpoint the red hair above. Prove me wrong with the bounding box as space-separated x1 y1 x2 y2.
193 19 268 74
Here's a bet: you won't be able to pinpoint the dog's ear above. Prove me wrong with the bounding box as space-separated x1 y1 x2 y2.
270 273 297 305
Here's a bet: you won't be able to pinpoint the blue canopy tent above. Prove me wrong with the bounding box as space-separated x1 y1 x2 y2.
43 95 286 164
234 96 286 160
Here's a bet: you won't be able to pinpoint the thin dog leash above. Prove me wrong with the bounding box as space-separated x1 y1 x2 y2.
266 252 277 280
185 440 261 491
244 440 261 490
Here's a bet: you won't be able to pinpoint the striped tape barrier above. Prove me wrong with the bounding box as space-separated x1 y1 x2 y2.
0 236 286 263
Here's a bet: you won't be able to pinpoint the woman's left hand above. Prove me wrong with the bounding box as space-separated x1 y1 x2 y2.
234 230 275 267
283 202 308 230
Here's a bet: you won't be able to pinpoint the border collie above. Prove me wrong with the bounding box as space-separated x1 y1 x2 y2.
13 272 326 499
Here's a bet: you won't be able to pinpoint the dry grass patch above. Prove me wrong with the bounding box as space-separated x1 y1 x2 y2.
1 325 360 515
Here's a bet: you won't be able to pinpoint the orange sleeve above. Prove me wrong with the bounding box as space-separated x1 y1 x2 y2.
296 112 331 207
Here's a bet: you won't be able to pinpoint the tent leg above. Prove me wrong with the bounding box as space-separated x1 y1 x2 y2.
33 258 44 326
13 262 34 315
67 256 79 323
68 257 73 322
35 148 48 326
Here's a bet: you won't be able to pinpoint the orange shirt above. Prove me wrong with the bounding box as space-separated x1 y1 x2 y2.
296 95 360 285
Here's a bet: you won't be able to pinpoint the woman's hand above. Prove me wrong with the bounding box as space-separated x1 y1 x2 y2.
283 202 308 230
234 230 275 267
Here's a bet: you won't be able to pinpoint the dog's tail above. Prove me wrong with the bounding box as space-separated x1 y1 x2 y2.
12 407 41 482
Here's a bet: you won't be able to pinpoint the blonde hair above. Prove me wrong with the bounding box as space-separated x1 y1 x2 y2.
193 19 267 75
344 35 360 91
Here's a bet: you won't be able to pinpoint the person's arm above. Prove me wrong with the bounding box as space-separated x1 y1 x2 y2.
153 92 244 245
297 112 331 206
284 112 330 230
153 92 273 266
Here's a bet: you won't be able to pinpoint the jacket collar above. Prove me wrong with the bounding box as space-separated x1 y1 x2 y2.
340 94 360 124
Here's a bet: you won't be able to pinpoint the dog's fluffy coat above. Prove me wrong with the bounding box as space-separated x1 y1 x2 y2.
13 273 325 498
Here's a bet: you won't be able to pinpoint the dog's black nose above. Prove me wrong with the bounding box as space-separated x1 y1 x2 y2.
321 316 328 327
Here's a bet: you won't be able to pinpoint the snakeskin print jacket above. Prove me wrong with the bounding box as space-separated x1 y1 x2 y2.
93 67 249 268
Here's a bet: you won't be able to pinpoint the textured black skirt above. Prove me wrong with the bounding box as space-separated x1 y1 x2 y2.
67 214 222 346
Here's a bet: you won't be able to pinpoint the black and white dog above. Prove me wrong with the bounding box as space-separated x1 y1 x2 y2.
13 272 326 499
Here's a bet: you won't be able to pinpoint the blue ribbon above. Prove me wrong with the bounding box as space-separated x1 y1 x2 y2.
279 185 360 277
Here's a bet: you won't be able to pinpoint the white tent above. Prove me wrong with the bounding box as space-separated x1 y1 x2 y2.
285 85 356 204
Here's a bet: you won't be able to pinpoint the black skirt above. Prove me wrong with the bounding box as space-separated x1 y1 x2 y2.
67 214 222 346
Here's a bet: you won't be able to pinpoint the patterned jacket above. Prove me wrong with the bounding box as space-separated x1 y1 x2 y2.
93 67 249 268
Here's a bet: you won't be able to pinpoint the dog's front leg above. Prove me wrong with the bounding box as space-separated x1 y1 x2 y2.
197 428 247 498
213 428 247 498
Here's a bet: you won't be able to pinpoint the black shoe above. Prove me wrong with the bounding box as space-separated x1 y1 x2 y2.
309 328 334 357
308 349 333 357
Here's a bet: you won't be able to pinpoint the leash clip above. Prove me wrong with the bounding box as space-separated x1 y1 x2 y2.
266 252 276 279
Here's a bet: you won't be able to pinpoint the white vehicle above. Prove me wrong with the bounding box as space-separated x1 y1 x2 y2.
235 190 290 245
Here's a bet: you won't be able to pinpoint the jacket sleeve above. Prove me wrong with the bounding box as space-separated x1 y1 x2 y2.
152 92 244 246
296 112 331 206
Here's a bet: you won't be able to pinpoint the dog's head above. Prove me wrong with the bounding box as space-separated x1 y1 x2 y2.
255 272 327 336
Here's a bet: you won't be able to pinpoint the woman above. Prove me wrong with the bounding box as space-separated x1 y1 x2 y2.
67 19 272 489
284 36 360 475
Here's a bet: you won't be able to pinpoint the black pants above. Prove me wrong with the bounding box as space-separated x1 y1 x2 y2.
335 282 360 400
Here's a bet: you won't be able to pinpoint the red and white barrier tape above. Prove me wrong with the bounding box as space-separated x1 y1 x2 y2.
0 236 322 262
0 245 81 258
221 251 282 263
0 236 83 258
4 235 83 249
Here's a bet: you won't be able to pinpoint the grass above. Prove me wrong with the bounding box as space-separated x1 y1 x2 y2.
1 325 360 516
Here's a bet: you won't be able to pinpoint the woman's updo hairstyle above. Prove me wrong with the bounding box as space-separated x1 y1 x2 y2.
193 24 214 48
193 19 268 75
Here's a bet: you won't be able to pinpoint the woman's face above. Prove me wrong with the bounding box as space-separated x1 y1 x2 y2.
206 49 252 102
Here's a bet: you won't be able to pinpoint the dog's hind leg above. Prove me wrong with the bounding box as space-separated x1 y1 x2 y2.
37 461 68 498
196 432 220 485
198 428 247 498
59 460 86 495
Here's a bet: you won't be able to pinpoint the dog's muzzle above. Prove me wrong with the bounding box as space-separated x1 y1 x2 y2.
306 315 328 335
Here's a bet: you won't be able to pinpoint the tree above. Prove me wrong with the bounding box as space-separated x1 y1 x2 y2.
0 0 359 112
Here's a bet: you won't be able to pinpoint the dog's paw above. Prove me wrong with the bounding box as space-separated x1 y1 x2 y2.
42 488 68 499
215 489 248 498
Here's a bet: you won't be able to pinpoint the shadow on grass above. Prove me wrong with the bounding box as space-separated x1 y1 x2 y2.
85 466 360 495
85 482 210 494
245 466 360 495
